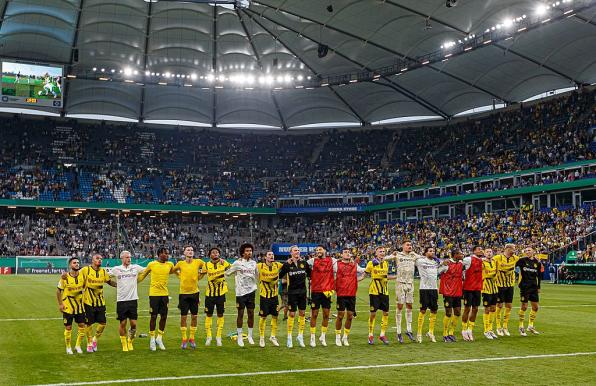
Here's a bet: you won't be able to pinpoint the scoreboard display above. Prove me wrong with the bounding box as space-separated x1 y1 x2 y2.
1 60 63 108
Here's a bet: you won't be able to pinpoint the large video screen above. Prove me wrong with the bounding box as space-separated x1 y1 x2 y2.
1 61 63 108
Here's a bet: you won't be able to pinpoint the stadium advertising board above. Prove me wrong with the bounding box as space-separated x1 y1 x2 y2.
277 206 364 214
17 267 65 274
272 243 318 256
1 60 63 107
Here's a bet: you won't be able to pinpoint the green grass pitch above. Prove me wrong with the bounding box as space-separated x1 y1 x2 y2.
0 275 595 385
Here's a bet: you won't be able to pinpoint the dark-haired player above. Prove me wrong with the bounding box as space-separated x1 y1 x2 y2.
138 247 175 351
203 247 231 346
517 247 542 336
335 248 366 346
56 257 86 354
461 246 484 341
257 251 283 347
439 249 464 343
226 243 259 347
307 245 336 347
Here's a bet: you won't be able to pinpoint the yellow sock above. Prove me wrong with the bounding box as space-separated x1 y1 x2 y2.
298 315 305 335
468 321 475 332
368 317 375 336
380 314 388 336
321 326 328 334
75 329 85 348
310 326 316 335
448 315 458 336
149 330 155 338
181 327 188 341
462 321 468 331
529 310 537 327
496 307 503 329
489 311 496 331
95 324 106 339
287 316 295 336
259 317 267 338
483 313 489 333
120 336 128 351
158 329 164 338
518 309 526 328
64 329 72 348
504 308 512 329
417 312 425 334
216 317 224 338
189 326 197 340
429 313 437 335
271 318 278 337
335 329 341 336
343 328 350 337
205 316 213 338
443 316 450 336
85 326 93 346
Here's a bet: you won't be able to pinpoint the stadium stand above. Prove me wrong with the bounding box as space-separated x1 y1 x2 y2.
1 89 594 207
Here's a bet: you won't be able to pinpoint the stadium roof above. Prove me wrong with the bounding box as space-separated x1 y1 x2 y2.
0 0 595 129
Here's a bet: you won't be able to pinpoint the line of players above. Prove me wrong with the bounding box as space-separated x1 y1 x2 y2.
56 241 543 354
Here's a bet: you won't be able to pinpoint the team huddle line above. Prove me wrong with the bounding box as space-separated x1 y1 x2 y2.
55 242 543 354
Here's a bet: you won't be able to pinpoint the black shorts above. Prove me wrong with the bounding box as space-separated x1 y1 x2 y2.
482 293 498 307
336 296 356 313
63 312 86 326
259 296 279 317
497 286 515 304
205 295 226 315
84 305 107 325
179 292 200 315
520 288 539 303
149 296 169 317
443 296 461 309
116 300 138 321
311 292 332 310
287 293 307 312
369 294 390 312
419 289 438 312
463 290 481 307
236 291 256 310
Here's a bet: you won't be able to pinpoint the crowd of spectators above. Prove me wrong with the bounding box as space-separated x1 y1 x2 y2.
1 206 594 264
0 89 594 207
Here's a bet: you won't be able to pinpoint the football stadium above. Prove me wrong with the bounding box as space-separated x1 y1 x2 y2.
0 0 596 385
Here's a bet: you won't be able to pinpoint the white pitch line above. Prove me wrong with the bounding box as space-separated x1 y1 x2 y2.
1 304 596 322
30 351 596 386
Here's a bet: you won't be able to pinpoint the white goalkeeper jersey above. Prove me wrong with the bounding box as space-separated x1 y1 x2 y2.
393 251 423 284
109 264 144 302
415 258 440 290
225 258 259 297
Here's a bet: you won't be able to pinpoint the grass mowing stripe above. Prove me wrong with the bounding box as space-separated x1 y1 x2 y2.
30 351 596 386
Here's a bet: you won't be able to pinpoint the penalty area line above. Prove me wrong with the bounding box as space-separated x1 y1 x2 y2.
31 351 596 386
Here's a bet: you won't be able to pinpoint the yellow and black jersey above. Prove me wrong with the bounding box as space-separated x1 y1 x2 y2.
205 260 231 297
257 262 283 298
482 260 499 295
174 259 205 294
365 260 389 296
57 273 85 314
494 254 520 287
80 266 111 307
138 260 175 296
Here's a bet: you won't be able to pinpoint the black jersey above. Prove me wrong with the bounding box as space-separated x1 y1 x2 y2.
278 259 311 295
516 257 542 290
